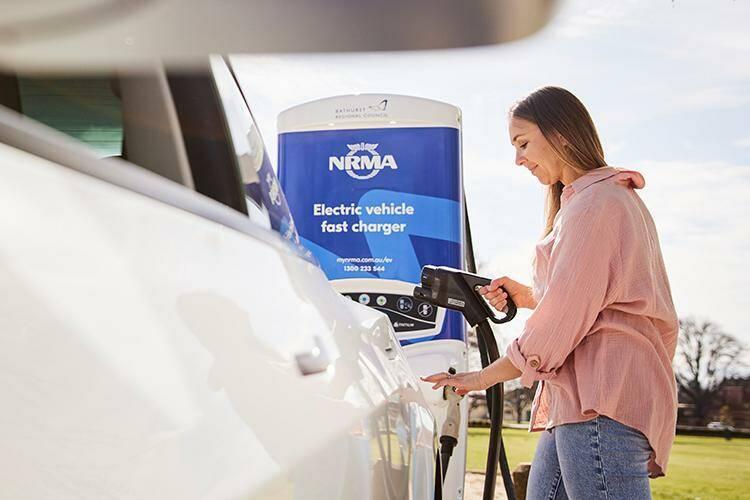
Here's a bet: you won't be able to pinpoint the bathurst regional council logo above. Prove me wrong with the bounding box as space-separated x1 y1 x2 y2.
328 142 399 180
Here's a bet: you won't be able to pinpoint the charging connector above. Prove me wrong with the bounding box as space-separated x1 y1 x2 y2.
439 367 462 480
413 265 516 327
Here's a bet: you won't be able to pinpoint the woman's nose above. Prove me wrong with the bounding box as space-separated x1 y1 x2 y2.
515 150 524 166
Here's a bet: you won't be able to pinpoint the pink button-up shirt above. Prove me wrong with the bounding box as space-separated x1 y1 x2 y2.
505 166 679 477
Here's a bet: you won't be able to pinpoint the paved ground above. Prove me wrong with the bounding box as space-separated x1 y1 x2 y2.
463 473 508 500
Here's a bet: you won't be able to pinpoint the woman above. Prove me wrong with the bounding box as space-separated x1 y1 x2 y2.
423 87 678 499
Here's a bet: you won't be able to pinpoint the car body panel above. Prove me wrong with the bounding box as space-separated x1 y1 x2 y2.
0 139 435 499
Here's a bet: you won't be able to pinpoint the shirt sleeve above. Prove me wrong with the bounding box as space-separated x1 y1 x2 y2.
506 203 621 387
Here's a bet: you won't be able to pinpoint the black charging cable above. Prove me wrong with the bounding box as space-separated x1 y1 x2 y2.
464 205 517 500
414 203 519 500
476 321 516 500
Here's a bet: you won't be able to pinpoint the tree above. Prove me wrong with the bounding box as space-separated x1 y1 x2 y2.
675 317 746 424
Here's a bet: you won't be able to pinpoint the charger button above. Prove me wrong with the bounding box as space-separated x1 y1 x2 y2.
418 303 433 317
397 297 413 312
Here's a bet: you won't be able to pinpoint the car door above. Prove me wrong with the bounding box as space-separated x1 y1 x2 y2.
0 62 437 499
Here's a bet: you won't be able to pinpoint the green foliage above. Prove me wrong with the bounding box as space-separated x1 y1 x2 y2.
466 428 750 499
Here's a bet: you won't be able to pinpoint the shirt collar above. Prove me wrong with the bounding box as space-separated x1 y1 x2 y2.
561 166 620 203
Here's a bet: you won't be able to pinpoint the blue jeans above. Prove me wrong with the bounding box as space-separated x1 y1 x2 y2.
526 416 652 500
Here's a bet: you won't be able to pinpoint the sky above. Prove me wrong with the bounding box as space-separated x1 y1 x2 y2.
230 0 750 356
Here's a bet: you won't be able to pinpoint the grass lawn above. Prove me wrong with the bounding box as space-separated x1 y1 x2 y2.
466 427 750 499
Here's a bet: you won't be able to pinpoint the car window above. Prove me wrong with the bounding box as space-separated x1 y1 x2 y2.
4 66 312 262
17 77 122 158
210 56 305 252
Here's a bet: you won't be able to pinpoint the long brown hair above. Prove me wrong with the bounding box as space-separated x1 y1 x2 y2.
509 87 607 235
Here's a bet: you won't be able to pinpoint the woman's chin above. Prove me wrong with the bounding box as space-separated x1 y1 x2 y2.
530 169 549 185
535 173 558 186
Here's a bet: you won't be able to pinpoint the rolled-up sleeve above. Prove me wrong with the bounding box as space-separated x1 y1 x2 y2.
506 204 621 388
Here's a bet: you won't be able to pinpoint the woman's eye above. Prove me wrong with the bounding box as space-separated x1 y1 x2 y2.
520 142 528 149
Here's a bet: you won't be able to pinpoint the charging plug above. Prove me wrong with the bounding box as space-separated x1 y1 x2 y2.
441 368 463 442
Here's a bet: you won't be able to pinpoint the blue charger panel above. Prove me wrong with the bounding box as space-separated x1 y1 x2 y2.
279 126 464 343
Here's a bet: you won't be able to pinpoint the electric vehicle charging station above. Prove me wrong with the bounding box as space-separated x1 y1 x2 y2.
278 94 470 498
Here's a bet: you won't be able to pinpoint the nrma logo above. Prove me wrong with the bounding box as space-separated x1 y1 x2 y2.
328 142 398 180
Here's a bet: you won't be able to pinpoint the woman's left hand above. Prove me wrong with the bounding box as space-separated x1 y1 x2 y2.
420 370 491 396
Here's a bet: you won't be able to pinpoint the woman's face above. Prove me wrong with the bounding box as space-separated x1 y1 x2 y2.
508 117 566 186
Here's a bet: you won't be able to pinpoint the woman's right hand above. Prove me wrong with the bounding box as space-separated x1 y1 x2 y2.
479 276 537 311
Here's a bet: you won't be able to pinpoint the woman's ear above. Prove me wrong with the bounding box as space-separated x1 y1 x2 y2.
555 131 569 148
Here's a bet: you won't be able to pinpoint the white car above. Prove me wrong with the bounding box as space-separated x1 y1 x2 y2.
0 58 444 499
707 421 735 431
